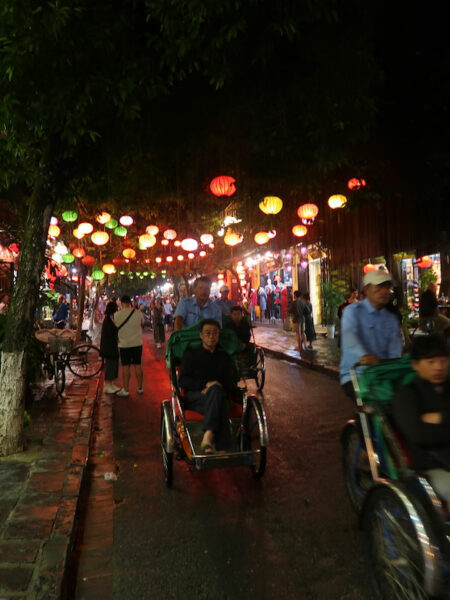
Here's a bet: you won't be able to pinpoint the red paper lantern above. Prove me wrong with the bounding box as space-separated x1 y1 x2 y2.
210 175 236 197
417 255 433 269
347 178 367 191
113 257 126 266
72 247 86 258
81 255 95 267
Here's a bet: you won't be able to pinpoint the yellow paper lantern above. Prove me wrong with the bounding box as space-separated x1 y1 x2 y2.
292 224 308 237
79 222 94 235
146 225 159 236
48 224 61 237
102 264 116 275
91 231 109 246
259 196 283 215
254 232 270 245
166 256 174 262
123 248 136 259
224 230 243 246
328 194 347 209
73 228 84 239
96 211 111 224
155 257 162 263
139 234 156 248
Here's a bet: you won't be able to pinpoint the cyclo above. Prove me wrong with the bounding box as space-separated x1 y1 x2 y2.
341 357 450 599
160 322 269 488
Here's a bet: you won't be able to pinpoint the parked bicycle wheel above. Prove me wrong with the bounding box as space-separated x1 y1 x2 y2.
67 344 103 378
54 360 66 396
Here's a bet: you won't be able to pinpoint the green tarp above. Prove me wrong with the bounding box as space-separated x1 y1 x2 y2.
357 356 416 406
165 321 242 367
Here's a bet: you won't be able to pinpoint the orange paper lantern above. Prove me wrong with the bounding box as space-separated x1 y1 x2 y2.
224 230 242 246
72 247 86 258
123 248 136 259
292 225 308 237
417 256 433 269
96 211 111 224
363 263 376 274
81 255 95 267
254 232 270 245
102 264 116 275
48 224 61 237
210 175 236 197
297 203 319 224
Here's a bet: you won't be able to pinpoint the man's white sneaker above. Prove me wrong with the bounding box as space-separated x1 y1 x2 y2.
104 386 117 395
111 384 121 392
116 389 129 397
137 388 143 395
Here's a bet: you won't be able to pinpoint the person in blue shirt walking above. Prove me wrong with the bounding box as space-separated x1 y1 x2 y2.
340 269 403 399
174 276 223 330
215 285 234 316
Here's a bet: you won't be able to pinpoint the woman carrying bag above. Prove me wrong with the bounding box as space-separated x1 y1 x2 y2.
100 301 121 394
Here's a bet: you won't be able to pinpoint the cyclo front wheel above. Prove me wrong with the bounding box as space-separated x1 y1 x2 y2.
67 344 103 378
54 360 66 396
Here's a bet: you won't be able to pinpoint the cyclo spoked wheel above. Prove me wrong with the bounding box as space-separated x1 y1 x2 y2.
362 484 441 600
254 347 265 391
342 423 372 513
243 396 267 478
67 344 103 378
54 360 66 396
160 402 174 488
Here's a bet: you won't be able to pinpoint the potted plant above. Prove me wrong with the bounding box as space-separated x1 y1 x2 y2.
321 277 346 338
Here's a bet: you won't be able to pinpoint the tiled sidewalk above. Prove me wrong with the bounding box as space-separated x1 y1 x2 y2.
252 321 340 377
0 374 101 600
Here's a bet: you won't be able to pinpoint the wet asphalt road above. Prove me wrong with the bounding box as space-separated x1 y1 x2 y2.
111 340 370 600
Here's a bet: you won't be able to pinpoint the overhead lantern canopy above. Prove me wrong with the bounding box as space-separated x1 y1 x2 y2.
292 225 308 237
259 196 283 215
254 232 270 245
210 175 236 197
91 231 109 246
297 203 319 225
328 194 347 209
62 210 78 223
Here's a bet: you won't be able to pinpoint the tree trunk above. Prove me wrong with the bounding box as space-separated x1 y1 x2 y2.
0 180 55 456
76 269 87 342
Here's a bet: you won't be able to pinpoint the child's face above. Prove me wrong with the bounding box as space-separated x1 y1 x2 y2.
412 356 449 384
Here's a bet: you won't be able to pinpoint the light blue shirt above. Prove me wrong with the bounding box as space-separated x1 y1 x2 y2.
215 298 234 316
174 296 223 328
339 298 403 385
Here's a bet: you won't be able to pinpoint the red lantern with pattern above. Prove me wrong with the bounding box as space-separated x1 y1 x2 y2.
297 204 319 225
81 255 95 267
210 175 236 197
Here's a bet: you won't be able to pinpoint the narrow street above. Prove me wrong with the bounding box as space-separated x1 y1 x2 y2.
75 332 369 600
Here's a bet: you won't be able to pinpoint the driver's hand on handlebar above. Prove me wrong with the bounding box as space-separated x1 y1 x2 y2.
359 354 379 365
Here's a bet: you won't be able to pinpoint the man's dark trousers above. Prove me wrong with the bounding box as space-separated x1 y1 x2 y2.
186 384 231 449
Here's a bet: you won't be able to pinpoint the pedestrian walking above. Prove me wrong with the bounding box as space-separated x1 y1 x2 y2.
302 292 317 349
100 301 121 394
250 288 258 321
163 297 174 333
152 298 165 348
258 286 267 322
53 295 69 329
114 295 144 397
290 290 306 350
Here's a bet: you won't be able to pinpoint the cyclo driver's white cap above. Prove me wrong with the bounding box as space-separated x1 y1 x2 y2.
363 269 394 287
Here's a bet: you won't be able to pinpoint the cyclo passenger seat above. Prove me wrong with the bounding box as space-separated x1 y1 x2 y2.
358 357 418 476
165 322 244 421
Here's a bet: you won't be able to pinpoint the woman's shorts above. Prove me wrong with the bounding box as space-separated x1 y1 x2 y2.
119 345 143 365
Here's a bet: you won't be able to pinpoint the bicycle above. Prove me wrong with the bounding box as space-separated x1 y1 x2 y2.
35 329 104 396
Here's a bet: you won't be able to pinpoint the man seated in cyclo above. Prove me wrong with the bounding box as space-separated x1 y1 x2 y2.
179 319 238 454
393 335 450 505
174 276 223 331
223 305 254 371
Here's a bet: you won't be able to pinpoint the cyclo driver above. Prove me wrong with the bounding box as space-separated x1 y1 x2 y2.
179 319 237 454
